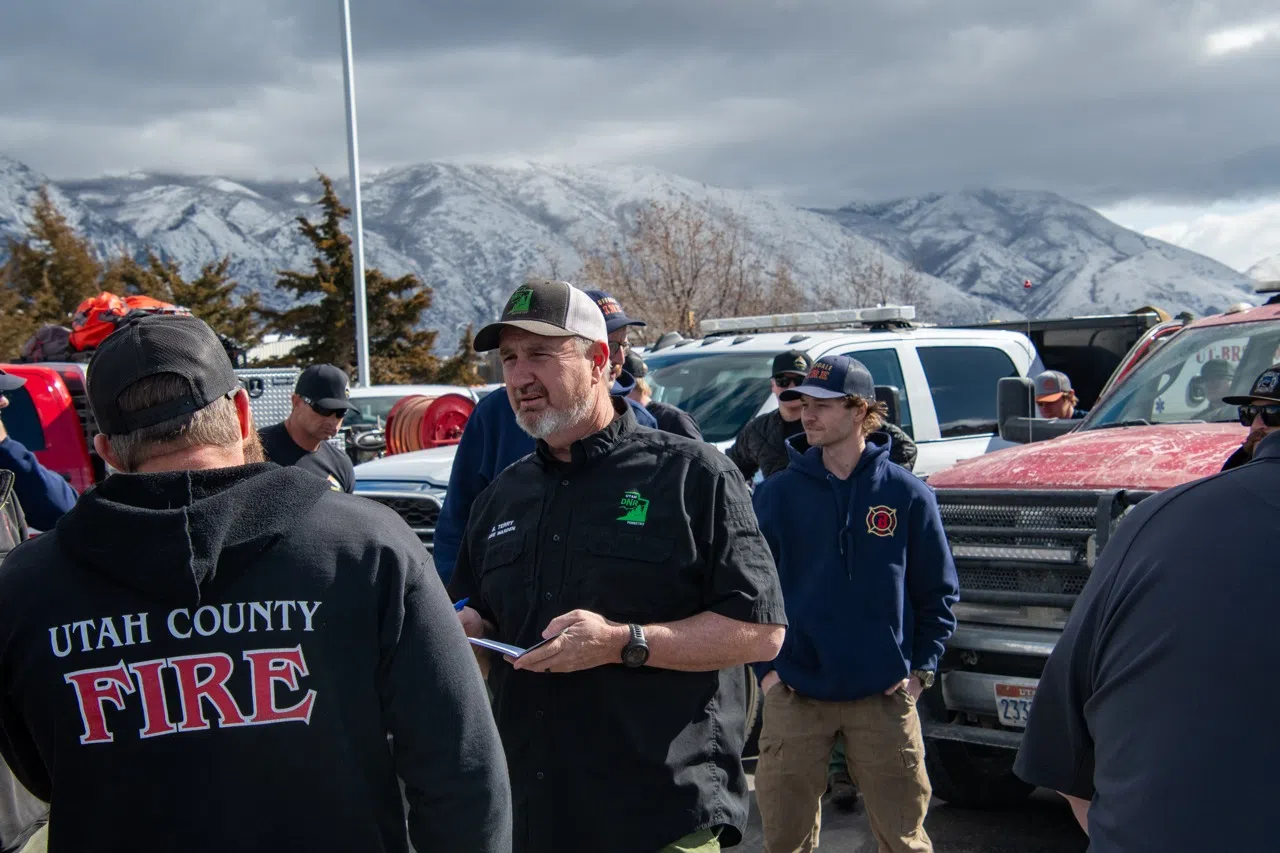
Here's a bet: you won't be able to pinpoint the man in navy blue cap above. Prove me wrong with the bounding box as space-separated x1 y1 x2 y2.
751 355 958 853
583 289 659 430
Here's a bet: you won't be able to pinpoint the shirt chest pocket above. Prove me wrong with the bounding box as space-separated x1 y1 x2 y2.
478 532 533 624
578 525 692 622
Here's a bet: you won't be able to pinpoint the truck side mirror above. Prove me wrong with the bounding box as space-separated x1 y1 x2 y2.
874 385 903 426
997 376 1034 442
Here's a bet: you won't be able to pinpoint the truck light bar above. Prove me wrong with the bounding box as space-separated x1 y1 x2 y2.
701 305 916 334
950 544 1077 564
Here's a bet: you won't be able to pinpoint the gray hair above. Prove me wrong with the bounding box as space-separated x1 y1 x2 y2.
106 374 241 471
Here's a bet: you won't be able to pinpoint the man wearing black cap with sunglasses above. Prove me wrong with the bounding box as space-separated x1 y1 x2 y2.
259 364 356 492
1014 363 1280 850
0 315 511 853
1220 362 1280 470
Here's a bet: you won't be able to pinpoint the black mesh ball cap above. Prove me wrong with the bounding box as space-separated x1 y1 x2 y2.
88 314 240 436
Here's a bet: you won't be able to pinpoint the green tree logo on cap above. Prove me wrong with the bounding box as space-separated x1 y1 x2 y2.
507 286 534 315
617 490 650 525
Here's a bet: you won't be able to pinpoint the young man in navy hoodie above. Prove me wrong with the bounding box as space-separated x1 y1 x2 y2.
751 355 959 853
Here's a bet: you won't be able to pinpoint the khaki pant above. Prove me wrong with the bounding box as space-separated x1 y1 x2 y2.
755 684 932 853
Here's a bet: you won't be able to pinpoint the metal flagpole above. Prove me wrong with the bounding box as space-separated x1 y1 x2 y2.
340 0 371 387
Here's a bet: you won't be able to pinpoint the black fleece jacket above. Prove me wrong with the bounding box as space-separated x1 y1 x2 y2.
0 464 511 853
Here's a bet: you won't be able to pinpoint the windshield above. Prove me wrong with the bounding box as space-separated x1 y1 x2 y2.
344 395 410 428
1085 319 1280 429
0 388 45 451
643 350 776 443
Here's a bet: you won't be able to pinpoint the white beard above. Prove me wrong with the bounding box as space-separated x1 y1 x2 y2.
514 391 597 440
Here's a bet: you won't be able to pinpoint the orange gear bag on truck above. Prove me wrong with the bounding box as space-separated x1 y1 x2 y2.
68 292 191 352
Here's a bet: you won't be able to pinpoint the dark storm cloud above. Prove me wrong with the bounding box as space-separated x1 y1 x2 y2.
1 0 1278 205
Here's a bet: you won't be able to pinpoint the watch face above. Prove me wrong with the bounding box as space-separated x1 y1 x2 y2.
622 644 649 667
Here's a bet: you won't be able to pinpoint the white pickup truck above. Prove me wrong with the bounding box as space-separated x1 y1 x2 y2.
352 306 1049 549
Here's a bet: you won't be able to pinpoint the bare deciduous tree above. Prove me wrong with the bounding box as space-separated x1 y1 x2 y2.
817 242 928 317
575 200 802 339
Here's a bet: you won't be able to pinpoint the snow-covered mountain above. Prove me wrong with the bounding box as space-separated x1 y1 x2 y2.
1246 254 1280 282
818 189 1259 320
0 154 1260 347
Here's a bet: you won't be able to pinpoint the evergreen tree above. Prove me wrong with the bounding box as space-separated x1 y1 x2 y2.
111 250 263 348
4 185 103 325
432 325 485 386
264 174 440 383
0 264 37 361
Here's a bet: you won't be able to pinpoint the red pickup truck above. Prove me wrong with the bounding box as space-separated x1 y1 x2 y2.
0 362 100 493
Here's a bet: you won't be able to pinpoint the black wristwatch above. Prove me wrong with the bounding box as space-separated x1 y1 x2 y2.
621 623 649 668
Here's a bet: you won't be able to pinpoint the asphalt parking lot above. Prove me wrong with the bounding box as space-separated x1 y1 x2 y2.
736 777 1087 853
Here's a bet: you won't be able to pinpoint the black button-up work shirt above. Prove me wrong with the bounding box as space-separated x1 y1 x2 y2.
449 407 786 853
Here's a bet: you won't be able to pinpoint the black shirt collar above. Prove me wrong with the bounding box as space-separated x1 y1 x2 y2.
1254 430 1280 462
536 399 636 468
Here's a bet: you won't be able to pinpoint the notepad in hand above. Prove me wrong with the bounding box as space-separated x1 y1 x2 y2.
468 630 565 660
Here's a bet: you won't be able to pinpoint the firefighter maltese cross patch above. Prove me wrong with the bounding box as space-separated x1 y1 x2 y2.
866 506 898 537
617 490 650 526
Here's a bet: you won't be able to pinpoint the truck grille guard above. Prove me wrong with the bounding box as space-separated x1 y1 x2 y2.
937 489 1156 607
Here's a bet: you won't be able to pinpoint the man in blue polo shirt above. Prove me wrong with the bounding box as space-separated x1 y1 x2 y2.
1015 388 1280 849
751 355 958 853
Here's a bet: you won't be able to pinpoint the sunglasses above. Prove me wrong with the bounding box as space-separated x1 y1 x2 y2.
608 340 632 357
1238 404 1280 428
773 374 805 388
302 397 347 419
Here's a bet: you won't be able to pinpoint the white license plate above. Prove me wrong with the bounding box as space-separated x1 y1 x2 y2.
994 682 1036 728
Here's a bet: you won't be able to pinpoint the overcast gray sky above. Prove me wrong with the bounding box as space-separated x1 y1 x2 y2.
3 1 1280 266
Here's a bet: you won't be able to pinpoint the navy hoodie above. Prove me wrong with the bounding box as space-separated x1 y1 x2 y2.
0 437 77 531
752 432 959 701
433 381 657 582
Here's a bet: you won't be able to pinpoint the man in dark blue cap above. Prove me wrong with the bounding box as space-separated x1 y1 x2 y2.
583 289 659 430
750 355 958 853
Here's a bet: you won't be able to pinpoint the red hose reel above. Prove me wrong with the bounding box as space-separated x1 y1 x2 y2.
383 393 476 455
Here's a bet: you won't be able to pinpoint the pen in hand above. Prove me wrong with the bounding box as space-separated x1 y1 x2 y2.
453 597 470 612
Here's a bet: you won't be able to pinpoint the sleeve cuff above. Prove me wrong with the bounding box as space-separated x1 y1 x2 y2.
707 598 788 627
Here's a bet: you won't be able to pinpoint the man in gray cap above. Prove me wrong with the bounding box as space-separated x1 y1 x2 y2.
1034 370 1088 419
452 279 786 853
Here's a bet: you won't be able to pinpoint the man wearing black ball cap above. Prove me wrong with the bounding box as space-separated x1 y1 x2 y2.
259 364 356 492
1220 362 1280 470
0 314 511 853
